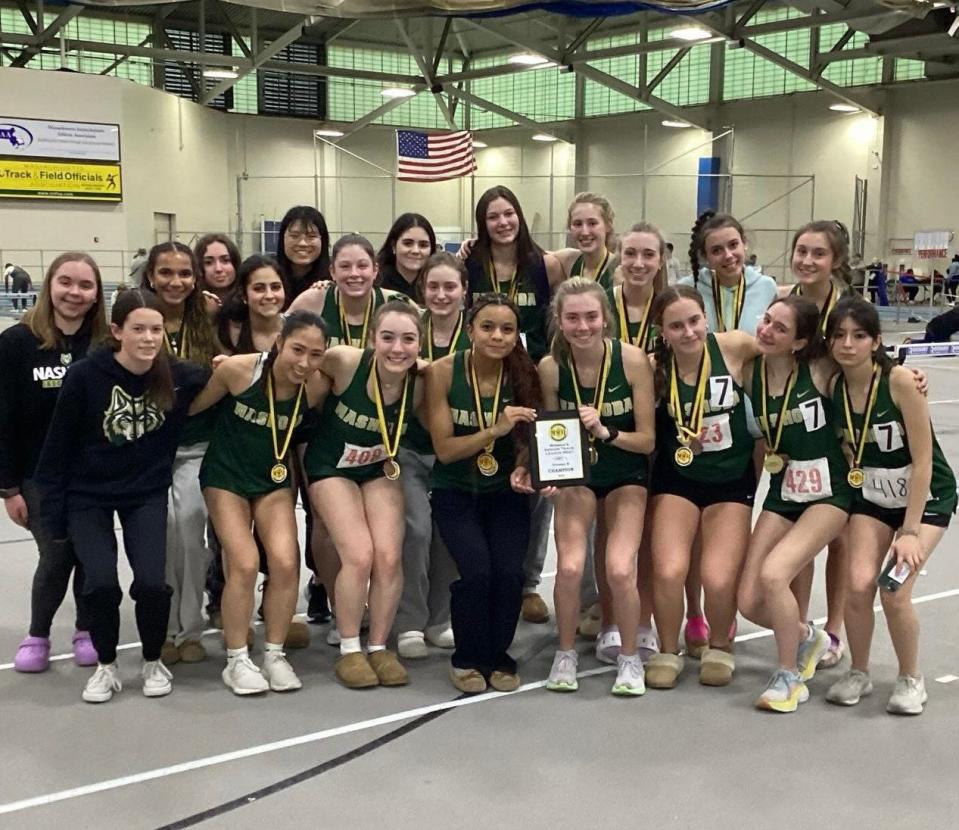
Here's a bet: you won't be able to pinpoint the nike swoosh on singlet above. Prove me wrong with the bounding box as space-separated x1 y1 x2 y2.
607 384 623 394
795 389 813 401
875 409 890 418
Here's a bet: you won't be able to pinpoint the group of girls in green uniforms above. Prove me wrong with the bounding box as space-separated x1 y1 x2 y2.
7 186 954 717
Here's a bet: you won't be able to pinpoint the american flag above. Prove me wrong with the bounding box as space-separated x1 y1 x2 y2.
396 129 477 182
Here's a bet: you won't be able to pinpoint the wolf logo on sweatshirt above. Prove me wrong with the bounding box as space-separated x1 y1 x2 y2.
102 385 166 445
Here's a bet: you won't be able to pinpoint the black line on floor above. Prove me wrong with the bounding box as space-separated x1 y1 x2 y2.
154 704 454 830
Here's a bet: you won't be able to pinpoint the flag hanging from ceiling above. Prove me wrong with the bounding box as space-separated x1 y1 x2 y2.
396 129 477 182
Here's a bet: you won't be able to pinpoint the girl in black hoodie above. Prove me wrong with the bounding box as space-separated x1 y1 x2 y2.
34 289 209 703
1 252 109 672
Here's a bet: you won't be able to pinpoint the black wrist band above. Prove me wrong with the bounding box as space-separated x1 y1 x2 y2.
602 427 619 444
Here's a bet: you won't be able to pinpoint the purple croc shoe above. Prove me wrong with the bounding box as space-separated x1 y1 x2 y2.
72 631 98 667
14 636 50 673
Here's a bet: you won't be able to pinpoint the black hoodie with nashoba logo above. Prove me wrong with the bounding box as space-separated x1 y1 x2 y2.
34 346 210 537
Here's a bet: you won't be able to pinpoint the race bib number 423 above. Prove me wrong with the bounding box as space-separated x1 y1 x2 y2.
337 442 386 469
698 413 732 452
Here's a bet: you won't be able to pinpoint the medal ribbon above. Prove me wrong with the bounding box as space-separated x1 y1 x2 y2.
796 283 837 334
840 361 882 472
469 350 504 453
487 260 518 302
338 289 374 348
267 373 304 467
615 284 654 349
371 355 410 465
426 311 464 362
582 249 610 283
569 340 612 457
759 357 798 457
669 348 711 446
163 319 188 359
712 272 745 332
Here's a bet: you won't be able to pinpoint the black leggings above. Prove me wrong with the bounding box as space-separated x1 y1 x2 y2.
23 479 90 637
69 498 171 664
432 487 530 676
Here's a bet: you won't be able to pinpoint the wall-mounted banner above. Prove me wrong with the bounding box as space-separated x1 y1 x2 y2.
0 158 122 201
0 117 121 162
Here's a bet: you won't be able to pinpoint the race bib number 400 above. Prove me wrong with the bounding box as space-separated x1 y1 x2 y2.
782 457 833 504
863 464 912 509
337 442 386 469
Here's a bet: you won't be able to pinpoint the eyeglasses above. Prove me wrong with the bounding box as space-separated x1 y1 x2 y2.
285 231 322 243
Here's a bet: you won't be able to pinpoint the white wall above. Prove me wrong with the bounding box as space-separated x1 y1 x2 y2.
2 66 957 284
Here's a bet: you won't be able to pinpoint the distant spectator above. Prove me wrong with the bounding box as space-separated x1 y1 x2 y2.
899 268 919 303
5 263 32 311
947 254 959 301
907 304 959 343
665 242 681 285
128 248 148 284
867 259 888 306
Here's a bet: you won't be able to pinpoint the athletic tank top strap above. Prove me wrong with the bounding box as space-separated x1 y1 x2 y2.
430 350 515 493
556 339 647 487
571 253 615 291
606 285 657 352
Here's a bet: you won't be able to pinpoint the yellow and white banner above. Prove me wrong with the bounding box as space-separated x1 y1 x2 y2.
0 158 122 201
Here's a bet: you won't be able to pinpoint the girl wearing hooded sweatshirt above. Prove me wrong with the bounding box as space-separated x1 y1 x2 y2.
34 289 209 703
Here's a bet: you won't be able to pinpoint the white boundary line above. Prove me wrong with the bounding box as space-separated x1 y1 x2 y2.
1 587 957 817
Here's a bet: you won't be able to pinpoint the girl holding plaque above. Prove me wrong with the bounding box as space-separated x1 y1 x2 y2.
736 296 853 712
645 286 759 690
823 297 955 715
393 253 470 660
426 294 541 694
193 311 328 695
536 279 655 696
304 302 424 690
288 234 409 347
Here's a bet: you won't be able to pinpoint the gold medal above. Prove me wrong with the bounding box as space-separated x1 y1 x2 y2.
569 341 612 473
477 451 499 476
371 356 411 485
675 446 694 467
763 453 785 475
840 363 882 492
267 374 304 487
469 350 505 477
669 347 711 466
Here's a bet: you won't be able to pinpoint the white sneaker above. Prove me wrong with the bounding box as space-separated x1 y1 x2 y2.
595 626 621 664
397 631 429 659
545 649 579 692
262 650 302 692
826 668 874 706
612 653 646 697
887 674 927 715
425 623 455 649
222 654 270 695
82 663 122 703
326 624 341 647
141 659 173 698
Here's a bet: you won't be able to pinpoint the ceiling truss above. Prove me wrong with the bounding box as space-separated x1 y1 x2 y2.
1 0 958 133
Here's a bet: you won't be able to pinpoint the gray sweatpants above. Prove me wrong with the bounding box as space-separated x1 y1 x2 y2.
165 443 212 644
393 446 459 634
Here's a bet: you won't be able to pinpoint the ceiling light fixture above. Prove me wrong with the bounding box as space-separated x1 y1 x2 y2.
829 103 860 113
508 53 551 66
314 128 345 137
532 133 558 142
662 119 693 128
381 87 417 99
670 26 713 42
203 68 239 80
472 140 488 148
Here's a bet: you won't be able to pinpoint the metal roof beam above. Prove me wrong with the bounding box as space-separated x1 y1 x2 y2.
818 32 959 62
213 0 253 60
811 27 853 79
443 85 570 139
200 17 309 105
646 46 690 95
341 87 428 138
11 3 83 67
396 19 457 130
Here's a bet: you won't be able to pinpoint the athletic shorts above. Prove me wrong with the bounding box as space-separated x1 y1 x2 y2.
586 478 647 501
850 497 955 531
650 455 756 509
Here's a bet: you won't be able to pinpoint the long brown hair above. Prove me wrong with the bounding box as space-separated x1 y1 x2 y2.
651 285 706 397
791 220 852 286
110 288 175 411
23 252 109 349
141 241 218 365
